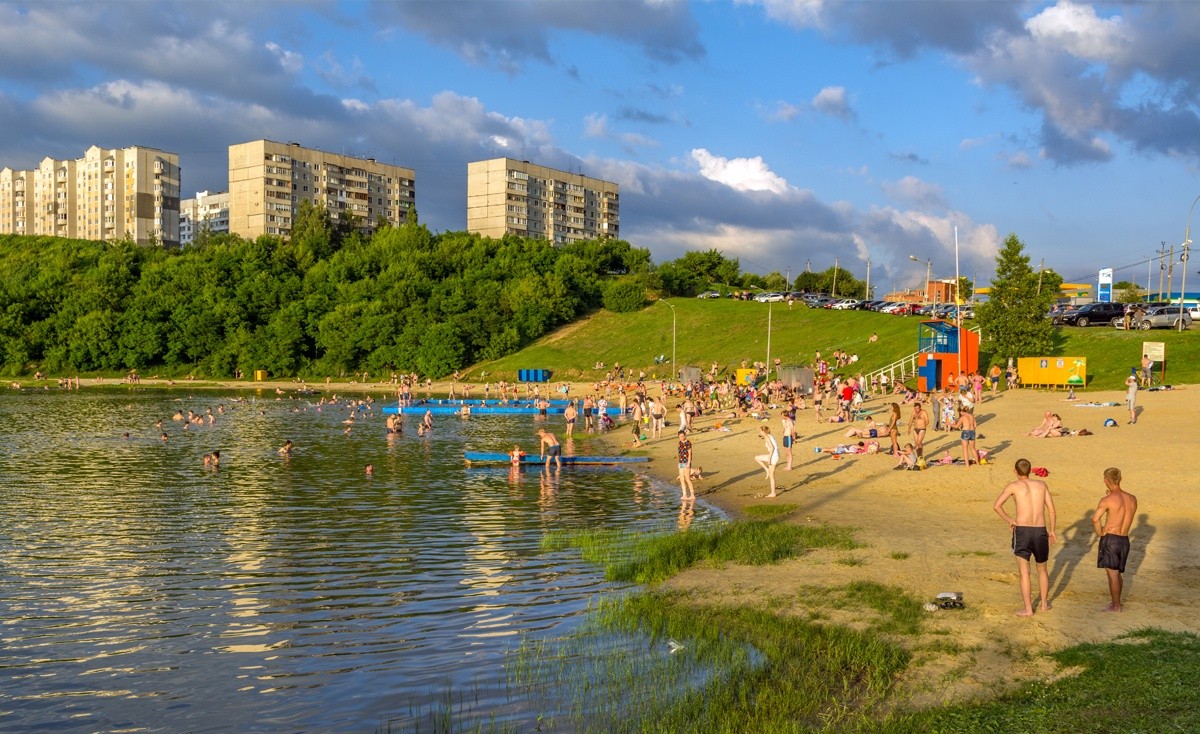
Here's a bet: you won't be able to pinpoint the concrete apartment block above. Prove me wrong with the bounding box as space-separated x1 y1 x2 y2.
467 158 619 245
228 139 415 239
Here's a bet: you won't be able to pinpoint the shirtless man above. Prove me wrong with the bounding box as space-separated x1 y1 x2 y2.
1092 467 1138 612
781 403 797 470
993 458 1058 617
537 428 561 469
907 402 929 458
563 401 578 436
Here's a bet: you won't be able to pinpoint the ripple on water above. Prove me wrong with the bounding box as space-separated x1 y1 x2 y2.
0 391 719 732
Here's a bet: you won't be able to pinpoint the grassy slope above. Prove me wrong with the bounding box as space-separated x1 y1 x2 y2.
475 299 1200 391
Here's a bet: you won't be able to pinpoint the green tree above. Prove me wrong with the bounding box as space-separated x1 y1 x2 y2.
602 280 647 312
977 234 1062 361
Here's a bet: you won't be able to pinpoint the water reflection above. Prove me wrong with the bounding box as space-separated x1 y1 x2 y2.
0 390 718 732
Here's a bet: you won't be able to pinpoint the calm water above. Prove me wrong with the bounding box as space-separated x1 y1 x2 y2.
0 390 715 733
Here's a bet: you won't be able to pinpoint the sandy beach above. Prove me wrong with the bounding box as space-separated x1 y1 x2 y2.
621 384 1200 708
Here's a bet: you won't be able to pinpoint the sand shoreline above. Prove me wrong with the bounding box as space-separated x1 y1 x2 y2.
600 383 1200 707
19 375 1198 707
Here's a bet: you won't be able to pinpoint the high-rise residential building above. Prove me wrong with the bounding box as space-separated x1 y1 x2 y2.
466 158 619 245
179 190 230 245
228 140 415 239
0 145 181 246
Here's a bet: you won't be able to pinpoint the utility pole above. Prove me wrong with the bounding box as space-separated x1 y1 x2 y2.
1168 244 1176 300
831 257 839 296
865 258 871 300
1037 258 1045 295
1158 242 1167 299
786 265 792 291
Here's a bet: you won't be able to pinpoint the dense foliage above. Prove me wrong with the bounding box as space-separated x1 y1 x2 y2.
0 219 651 378
977 233 1062 361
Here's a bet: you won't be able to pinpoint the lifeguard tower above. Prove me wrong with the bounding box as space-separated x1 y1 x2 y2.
916 320 979 392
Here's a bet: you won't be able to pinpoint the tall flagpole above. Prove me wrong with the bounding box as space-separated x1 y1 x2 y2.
955 225 963 376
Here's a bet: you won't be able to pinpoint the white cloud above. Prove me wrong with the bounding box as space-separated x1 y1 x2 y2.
690 148 789 194
265 42 304 74
812 85 854 120
1026 1 1132 65
761 100 802 122
881 176 946 210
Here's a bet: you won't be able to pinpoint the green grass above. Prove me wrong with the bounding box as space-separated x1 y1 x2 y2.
947 550 995 558
743 502 800 520
544 519 860 584
880 629 1200 733
503 592 913 734
889 552 911 560
466 298 1200 390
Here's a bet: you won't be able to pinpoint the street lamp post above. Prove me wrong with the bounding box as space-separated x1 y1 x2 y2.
909 255 932 304
1179 194 1200 332
659 299 676 378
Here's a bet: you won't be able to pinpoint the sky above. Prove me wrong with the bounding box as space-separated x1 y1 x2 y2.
2 0 1199 294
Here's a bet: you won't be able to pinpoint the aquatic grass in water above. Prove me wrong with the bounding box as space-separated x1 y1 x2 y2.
544 519 860 585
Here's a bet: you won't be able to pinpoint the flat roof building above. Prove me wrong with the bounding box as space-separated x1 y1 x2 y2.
1 145 180 247
467 158 619 245
179 190 230 246
228 140 415 239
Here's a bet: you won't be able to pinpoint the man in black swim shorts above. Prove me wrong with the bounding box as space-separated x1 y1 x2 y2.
1092 467 1138 612
993 458 1057 617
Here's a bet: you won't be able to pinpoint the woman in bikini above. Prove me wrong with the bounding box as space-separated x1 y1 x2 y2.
885 403 901 455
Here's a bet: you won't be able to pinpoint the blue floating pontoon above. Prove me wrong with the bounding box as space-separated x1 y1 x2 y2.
382 399 624 416
463 451 649 466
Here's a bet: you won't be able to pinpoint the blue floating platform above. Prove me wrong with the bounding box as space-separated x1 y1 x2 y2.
382 399 624 416
464 451 648 466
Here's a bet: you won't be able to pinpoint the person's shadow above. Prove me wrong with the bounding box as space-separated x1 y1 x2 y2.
1125 513 1156 596
1049 510 1095 602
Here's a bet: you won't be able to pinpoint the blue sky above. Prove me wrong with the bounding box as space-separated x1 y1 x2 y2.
2 1 1199 294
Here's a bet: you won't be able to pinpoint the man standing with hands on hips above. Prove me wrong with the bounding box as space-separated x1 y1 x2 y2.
993 458 1057 617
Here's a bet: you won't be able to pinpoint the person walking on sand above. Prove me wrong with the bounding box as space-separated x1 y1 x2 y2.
1092 467 1138 612
755 425 781 498
676 430 696 501
993 458 1058 617
537 428 561 470
1125 369 1139 424
950 405 979 467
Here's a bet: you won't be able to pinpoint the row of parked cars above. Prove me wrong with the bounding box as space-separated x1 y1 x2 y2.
698 290 975 318
1049 301 1195 329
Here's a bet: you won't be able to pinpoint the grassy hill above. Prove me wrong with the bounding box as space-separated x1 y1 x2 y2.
472 299 1200 391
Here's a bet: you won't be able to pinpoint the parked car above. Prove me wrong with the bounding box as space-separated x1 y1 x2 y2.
696 290 721 299
1058 302 1126 327
831 299 861 310
755 292 786 303
1128 306 1192 330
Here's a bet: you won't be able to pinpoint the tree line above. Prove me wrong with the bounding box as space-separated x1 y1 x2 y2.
1 204 828 379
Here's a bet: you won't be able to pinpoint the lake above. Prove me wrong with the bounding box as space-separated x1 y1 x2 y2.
0 390 716 732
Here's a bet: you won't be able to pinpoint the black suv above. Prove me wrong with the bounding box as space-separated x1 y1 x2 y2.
1058 302 1126 327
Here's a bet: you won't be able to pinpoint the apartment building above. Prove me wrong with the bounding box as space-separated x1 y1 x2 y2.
228 140 415 239
466 158 619 245
0 145 181 246
179 190 230 245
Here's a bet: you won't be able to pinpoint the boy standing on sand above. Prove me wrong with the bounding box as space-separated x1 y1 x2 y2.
1092 467 1138 612
993 458 1058 617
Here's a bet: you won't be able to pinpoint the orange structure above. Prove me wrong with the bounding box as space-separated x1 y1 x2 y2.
916 320 980 392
